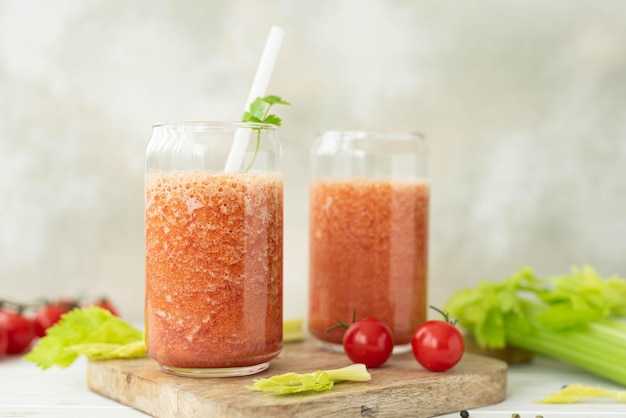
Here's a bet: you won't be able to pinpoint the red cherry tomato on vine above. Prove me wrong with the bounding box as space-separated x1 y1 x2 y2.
33 304 71 337
342 317 394 368
411 318 464 372
0 310 36 354
0 326 8 358
88 298 119 316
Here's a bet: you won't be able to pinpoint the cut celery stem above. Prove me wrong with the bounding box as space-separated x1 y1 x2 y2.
247 364 371 394
325 363 372 382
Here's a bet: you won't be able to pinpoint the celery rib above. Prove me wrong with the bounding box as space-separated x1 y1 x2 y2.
445 266 626 387
248 364 371 394
325 363 372 382
506 325 626 386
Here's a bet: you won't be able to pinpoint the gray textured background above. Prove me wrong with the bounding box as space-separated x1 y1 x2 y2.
1 0 625 321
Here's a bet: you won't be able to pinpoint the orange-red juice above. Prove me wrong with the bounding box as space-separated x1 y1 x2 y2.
145 170 283 369
308 178 429 346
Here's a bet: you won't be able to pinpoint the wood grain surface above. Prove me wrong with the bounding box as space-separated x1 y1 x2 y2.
87 340 507 418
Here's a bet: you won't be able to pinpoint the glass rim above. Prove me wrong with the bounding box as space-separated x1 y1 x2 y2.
152 121 277 130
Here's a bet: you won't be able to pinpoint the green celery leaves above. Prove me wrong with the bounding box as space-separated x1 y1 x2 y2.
248 364 371 395
242 95 291 126
445 265 626 386
241 95 290 173
249 370 334 394
24 306 146 369
444 267 538 348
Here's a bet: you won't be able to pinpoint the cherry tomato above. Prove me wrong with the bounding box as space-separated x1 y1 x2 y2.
342 317 394 368
0 310 36 354
90 298 119 316
411 319 464 372
33 304 71 337
0 326 8 358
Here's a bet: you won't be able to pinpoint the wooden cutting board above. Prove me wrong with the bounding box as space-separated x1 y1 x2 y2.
87 340 507 418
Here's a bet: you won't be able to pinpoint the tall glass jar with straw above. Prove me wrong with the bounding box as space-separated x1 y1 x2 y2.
144 26 286 377
145 122 283 377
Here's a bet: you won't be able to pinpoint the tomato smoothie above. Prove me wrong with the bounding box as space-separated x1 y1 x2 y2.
145 170 283 374
308 178 429 347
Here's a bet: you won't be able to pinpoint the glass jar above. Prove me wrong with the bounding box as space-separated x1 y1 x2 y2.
145 121 283 377
308 130 429 352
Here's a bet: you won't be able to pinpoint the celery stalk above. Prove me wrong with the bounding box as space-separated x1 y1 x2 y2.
247 363 371 394
445 266 626 386
325 363 372 382
506 323 626 385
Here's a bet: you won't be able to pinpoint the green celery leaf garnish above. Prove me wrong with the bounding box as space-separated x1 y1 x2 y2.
241 95 290 127
248 364 371 395
24 306 146 369
67 341 147 360
241 95 290 172
249 370 334 394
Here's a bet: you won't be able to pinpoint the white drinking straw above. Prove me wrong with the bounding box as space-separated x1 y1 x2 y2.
224 26 285 172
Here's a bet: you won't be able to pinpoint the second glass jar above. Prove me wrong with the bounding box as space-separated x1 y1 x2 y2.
308 130 429 352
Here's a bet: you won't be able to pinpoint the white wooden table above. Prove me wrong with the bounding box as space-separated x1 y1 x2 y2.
439 357 626 418
1 353 625 417
0 355 147 417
